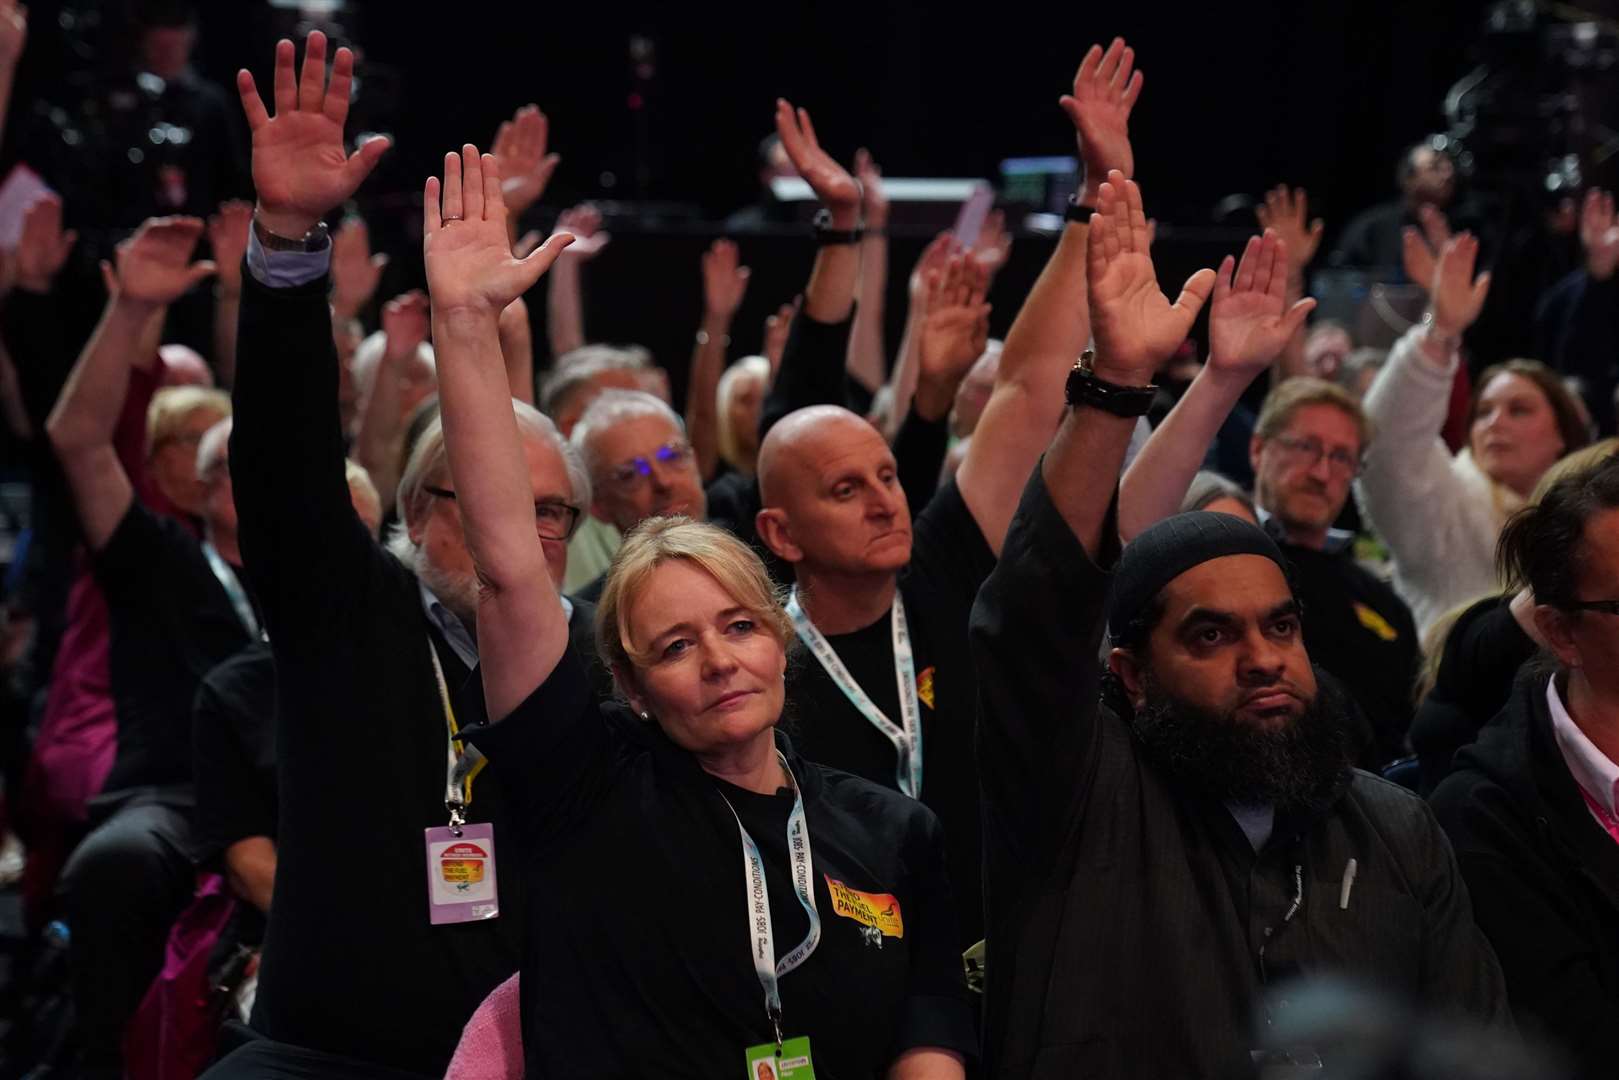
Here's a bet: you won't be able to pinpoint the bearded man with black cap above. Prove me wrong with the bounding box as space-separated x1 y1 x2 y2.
970 171 1511 1080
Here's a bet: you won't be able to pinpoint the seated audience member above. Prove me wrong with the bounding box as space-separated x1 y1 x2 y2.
1331 137 1484 271
202 34 599 1079
1537 187 1619 437
1358 231 1589 634
972 171 1509 1079
422 145 975 1075
45 217 257 1079
1431 453 1619 1079
1182 470 1258 522
754 40 1143 949
716 354 770 477
1411 437 1619 791
1250 378 1420 767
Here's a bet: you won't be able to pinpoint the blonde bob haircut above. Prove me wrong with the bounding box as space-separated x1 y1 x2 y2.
146 386 232 456
596 516 794 693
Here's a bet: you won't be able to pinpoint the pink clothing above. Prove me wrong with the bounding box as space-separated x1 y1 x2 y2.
443 974 523 1080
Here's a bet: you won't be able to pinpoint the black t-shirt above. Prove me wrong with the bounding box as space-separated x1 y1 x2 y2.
785 479 996 947
461 648 977 1079
94 503 254 794
1279 541 1420 769
191 641 278 866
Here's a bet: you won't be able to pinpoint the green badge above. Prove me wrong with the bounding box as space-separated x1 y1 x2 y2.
743 1036 816 1079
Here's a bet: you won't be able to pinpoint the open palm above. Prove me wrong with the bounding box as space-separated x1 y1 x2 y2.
110 217 216 305
1207 231 1315 374
1060 38 1142 187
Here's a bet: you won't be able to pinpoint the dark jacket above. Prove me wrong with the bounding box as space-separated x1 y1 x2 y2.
970 469 1512 1079
1431 673 1619 1079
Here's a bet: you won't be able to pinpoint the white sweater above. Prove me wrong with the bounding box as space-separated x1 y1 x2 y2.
1356 325 1523 638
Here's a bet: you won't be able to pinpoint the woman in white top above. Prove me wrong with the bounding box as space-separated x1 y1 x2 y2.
1358 230 1590 635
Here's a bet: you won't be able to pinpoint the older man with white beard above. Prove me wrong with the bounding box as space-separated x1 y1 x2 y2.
212 32 604 1079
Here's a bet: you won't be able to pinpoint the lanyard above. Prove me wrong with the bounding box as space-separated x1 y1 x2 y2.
202 541 265 642
715 753 820 1047
428 641 485 836
787 588 922 798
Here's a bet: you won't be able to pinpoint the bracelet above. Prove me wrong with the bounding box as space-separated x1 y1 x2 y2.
812 208 864 246
1420 311 1462 354
1064 195 1097 224
252 213 331 253
695 328 731 347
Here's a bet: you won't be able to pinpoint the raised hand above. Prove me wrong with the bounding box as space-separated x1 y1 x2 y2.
762 299 797 373
102 216 216 306
916 255 992 418
330 216 389 318
382 290 430 360
1059 38 1142 203
701 238 751 321
551 203 611 261
207 200 253 293
1207 230 1316 378
0 0 26 67
854 148 888 231
1580 187 1619 282
237 31 390 238
423 145 574 318
492 104 559 219
1254 186 1323 277
909 232 961 307
970 209 1014 280
1400 203 1452 291
1428 232 1491 339
15 194 77 293
774 99 861 225
1086 171 1215 380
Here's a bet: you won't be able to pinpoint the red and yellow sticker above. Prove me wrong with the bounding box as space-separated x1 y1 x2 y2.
916 666 936 710
825 876 904 938
439 841 489 885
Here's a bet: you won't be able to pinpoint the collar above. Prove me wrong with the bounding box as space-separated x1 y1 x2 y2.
418 581 574 670
1547 675 1619 824
1256 506 1355 555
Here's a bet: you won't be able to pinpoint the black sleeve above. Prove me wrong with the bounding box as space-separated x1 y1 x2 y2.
191 659 277 866
1537 270 1619 437
889 805 978 1062
969 465 1119 878
908 478 994 608
91 500 170 600
231 266 390 647
458 646 619 852
892 409 950 513
759 308 856 440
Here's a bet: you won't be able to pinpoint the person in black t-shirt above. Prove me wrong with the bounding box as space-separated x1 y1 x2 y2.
420 142 975 1073
45 216 255 1078
200 34 604 1080
750 52 1143 950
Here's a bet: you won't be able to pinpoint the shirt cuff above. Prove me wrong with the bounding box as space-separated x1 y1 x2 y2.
246 228 333 289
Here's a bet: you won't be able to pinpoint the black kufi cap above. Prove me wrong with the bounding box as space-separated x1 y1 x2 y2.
1109 511 1290 642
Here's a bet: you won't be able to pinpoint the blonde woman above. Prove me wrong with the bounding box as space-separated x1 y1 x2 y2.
424 143 973 1079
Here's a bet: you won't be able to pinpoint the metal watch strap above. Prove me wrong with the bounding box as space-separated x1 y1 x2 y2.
252 215 330 253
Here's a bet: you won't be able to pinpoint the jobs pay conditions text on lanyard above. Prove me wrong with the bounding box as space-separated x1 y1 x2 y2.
423 641 499 925
787 588 922 799
718 752 824 1078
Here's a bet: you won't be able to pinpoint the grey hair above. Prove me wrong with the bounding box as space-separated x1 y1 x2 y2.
1181 470 1257 517
195 417 233 479
716 355 771 468
385 400 591 569
569 389 687 482
540 344 654 418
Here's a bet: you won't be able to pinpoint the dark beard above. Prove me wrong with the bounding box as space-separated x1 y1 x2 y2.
1126 668 1354 811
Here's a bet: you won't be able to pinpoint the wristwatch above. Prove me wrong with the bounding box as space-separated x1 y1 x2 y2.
1065 194 1097 224
812 208 864 246
1064 349 1157 416
252 214 331 253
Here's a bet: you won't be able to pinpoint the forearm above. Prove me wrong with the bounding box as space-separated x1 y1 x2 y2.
498 296 535 404
0 341 28 439
224 837 277 915
352 357 409 501
802 241 860 324
846 235 888 394
1119 367 1252 541
212 286 242 389
45 298 158 453
1272 270 1309 385
882 310 922 440
546 259 586 359
685 314 729 481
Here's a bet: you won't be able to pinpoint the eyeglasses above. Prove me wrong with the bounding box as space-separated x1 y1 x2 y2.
607 440 695 492
1563 599 1619 617
1269 434 1363 477
423 485 583 542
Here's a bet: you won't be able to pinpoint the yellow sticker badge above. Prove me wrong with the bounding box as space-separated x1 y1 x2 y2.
1354 602 1399 642
916 666 936 710
825 877 904 940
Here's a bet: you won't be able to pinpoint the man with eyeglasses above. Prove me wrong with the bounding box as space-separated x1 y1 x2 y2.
1248 377 1420 768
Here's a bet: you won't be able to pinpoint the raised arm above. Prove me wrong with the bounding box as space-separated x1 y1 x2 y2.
498 295 535 404
207 200 253 387
687 239 749 480
352 290 429 501
543 203 608 360
846 148 890 397
1118 230 1314 539
492 104 560 251
423 146 574 720
45 217 215 550
1254 185 1324 384
882 232 958 440
328 217 388 324
956 37 1140 555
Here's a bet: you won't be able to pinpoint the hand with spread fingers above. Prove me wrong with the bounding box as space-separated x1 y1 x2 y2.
762 300 797 373
774 98 861 227
382 290 431 361
971 209 1014 281
1207 230 1317 378
207 200 253 294
1580 187 1619 282
492 104 560 219
423 145 574 320
701 238 751 322
1426 232 1491 340
103 216 216 306
1400 203 1453 293
1254 186 1324 278
330 217 389 318
15 194 77 293
237 31 390 239
1085 171 1215 381
1060 38 1143 205
916 256 993 421
553 204 611 261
